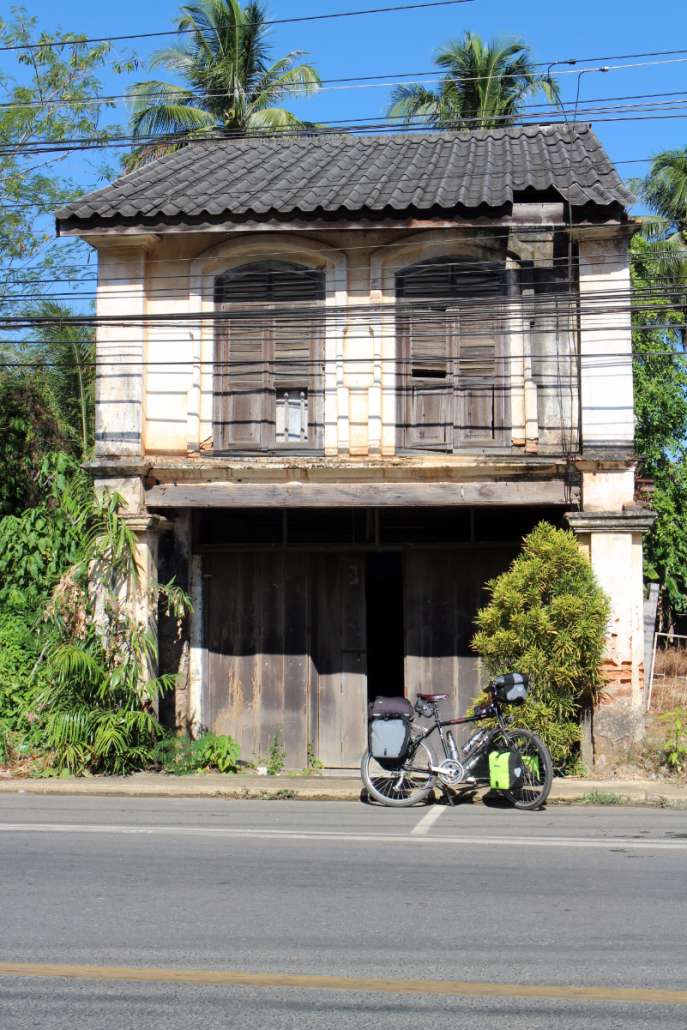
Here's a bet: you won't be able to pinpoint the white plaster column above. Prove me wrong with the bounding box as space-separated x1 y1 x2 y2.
344 315 374 456
93 476 169 693
566 508 655 766
188 554 206 737
505 260 527 447
93 236 157 457
576 229 635 451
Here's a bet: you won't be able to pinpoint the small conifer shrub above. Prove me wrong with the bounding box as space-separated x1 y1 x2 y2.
472 522 610 770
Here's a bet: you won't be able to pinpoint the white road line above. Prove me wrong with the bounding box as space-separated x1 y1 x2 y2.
411 804 446 836
0 822 684 850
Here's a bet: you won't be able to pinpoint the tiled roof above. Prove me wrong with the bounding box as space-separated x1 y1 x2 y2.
56 124 632 228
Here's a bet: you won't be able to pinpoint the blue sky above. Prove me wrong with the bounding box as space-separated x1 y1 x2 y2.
12 0 687 186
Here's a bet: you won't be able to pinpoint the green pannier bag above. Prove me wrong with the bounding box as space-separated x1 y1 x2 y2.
488 750 525 790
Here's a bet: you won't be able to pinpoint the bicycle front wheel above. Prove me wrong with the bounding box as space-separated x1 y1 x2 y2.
361 741 436 807
499 728 553 810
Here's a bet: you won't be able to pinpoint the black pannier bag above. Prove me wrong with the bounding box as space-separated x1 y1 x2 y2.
492 672 528 705
368 696 414 765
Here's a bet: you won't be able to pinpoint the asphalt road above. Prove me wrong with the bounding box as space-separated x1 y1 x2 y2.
0 796 686 1029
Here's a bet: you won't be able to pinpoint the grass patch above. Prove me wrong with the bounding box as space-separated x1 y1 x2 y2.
259 788 297 801
577 790 625 806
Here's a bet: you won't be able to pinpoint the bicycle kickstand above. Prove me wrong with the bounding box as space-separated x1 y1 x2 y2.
439 781 455 807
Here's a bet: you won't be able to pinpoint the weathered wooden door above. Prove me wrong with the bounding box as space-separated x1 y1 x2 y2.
204 552 312 767
311 553 367 767
403 548 518 725
204 550 367 768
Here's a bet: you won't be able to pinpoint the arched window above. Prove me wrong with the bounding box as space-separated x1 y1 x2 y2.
213 261 326 451
395 257 510 451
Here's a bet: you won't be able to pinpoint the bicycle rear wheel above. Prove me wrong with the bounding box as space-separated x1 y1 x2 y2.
361 741 436 807
498 728 553 810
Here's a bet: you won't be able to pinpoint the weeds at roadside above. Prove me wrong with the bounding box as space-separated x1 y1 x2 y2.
266 734 286 776
577 791 625 806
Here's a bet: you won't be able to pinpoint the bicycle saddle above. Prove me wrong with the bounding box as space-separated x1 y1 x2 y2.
417 692 448 701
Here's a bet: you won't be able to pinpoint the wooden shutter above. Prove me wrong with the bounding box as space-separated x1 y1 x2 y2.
272 314 324 448
454 328 506 445
401 310 453 449
213 317 267 450
214 262 325 452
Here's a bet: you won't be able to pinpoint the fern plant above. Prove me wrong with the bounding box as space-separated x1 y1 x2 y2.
31 489 191 775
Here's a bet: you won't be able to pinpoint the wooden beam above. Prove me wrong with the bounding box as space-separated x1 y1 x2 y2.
146 480 577 508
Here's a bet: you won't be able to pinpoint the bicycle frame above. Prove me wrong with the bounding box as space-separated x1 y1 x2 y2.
408 700 511 775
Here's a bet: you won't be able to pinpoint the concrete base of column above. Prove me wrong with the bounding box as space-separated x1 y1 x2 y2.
566 509 656 769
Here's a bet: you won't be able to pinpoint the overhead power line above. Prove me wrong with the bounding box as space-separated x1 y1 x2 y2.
0 1 474 53
4 266 687 305
0 286 682 328
2 231 683 292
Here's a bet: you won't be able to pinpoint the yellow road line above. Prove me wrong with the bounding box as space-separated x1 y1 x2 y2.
0 963 685 1006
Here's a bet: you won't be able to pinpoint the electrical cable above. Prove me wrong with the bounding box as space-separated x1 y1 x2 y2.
0 1 475 53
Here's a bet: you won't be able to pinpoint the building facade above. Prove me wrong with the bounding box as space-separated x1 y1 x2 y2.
57 125 652 767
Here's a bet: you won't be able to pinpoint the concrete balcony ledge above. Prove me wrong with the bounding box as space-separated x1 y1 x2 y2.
565 510 656 534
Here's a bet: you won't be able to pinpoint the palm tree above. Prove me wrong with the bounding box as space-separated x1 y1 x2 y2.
128 0 320 164
387 32 556 129
636 148 687 315
640 148 687 243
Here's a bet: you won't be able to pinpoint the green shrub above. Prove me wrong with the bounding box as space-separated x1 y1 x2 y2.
472 522 610 771
266 734 287 775
0 612 43 734
31 492 191 775
152 733 240 774
659 709 687 775
192 733 240 773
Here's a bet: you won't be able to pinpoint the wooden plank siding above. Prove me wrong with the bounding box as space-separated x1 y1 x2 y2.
204 551 366 768
404 547 519 740
202 543 519 767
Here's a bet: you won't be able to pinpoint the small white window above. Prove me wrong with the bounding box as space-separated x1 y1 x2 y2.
276 388 309 443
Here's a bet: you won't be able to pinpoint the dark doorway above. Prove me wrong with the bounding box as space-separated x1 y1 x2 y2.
366 552 405 702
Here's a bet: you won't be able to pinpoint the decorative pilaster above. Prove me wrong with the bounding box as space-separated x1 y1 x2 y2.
566 509 656 767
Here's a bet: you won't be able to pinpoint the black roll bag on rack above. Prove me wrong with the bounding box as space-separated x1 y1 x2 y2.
368 696 414 764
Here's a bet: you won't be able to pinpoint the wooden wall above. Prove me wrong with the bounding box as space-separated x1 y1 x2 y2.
203 545 517 767
204 551 367 768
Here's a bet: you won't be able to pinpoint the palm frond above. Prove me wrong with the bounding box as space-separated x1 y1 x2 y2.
251 55 320 108
44 643 104 688
245 106 307 129
642 147 687 230
136 103 216 137
387 84 440 123
392 31 556 130
128 0 318 141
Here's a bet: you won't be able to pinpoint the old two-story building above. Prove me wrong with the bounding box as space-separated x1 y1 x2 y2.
56 124 653 768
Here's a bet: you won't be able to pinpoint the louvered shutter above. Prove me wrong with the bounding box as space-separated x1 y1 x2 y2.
401 310 453 449
213 262 325 451
213 316 267 449
454 328 507 445
272 316 323 446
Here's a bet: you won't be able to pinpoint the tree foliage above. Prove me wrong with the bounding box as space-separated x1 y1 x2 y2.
631 155 687 625
0 454 192 775
0 375 75 517
0 306 95 515
472 522 610 770
0 9 121 309
387 32 556 129
127 0 320 166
